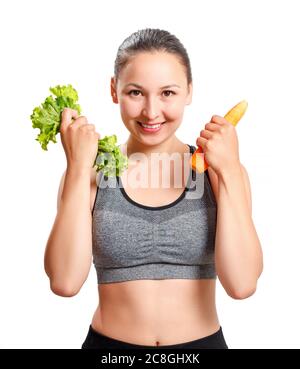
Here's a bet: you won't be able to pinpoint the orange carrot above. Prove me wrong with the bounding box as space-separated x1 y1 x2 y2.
190 100 248 173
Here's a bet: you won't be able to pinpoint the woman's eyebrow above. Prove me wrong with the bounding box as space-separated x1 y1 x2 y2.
124 83 181 89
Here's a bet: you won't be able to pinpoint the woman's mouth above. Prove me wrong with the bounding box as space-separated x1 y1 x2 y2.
137 121 166 133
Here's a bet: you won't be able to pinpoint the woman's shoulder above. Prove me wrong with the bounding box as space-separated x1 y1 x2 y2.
206 167 219 202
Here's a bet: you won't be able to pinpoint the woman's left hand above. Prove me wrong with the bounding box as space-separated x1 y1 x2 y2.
196 115 241 176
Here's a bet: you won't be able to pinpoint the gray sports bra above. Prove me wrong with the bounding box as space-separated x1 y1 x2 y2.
92 144 217 284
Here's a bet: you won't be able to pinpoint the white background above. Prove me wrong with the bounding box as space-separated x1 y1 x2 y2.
0 0 299 349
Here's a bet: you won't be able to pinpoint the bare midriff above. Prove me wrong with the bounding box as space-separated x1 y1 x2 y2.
91 279 220 347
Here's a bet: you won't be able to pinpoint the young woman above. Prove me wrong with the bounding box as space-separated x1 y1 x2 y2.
44 28 263 349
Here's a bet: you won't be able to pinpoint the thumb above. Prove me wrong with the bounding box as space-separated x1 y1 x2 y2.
60 108 79 131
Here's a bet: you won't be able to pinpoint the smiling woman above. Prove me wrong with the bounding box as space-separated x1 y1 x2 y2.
44 27 262 350
82 29 229 349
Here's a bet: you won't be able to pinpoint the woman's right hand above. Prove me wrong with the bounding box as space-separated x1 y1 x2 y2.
60 108 100 170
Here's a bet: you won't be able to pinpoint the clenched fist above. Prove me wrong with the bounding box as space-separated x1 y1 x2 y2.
60 108 100 170
196 115 240 176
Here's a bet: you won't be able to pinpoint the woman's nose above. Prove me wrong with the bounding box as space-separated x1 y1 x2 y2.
141 97 161 120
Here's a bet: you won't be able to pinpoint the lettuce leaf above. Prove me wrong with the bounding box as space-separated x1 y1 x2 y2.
95 134 128 177
30 84 128 177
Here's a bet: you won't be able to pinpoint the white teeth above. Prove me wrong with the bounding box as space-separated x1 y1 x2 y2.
140 123 161 129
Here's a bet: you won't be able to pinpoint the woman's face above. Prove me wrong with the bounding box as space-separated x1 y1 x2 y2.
111 51 192 147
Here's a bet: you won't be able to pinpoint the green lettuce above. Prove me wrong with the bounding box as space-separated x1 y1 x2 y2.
30 84 128 177
95 134 128 177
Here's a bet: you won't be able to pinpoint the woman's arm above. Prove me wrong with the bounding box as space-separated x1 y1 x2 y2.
214 163 263 299
44 166 93 297
43 107 100 297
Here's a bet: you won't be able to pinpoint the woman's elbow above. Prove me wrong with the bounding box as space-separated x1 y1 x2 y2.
226 284 257 300
50 280 81 297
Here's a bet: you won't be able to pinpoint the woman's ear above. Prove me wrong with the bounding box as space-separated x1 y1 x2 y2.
186 83 193 105
110 76 118 103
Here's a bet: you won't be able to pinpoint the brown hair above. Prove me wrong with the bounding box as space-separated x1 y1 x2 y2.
113 28 192 90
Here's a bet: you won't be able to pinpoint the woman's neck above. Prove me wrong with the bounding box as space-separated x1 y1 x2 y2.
124 135 184 160
120 136 191 189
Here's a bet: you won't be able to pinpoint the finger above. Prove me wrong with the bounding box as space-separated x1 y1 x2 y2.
200 129 214 139
211 115 228 125
71 116 89 128
60 108 79 130
196 136 208 150
87 124 95 129
80 123 95 130
204 122 220 131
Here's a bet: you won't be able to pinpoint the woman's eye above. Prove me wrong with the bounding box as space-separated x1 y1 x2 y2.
128 90 141 96
128 90 175 97
162 90 175 97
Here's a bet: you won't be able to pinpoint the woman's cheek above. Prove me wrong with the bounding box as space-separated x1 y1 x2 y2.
119 98 184 121
120 100 143 119
165 104 184 123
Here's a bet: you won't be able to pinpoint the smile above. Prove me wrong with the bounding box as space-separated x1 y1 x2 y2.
137 121 166 133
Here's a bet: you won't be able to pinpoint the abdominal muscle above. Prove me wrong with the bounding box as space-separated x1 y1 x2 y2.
91 279 220 346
